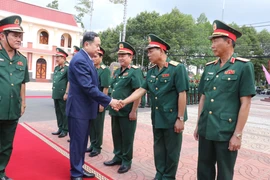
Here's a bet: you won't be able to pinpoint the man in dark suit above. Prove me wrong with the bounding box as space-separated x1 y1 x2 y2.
66 31 119 180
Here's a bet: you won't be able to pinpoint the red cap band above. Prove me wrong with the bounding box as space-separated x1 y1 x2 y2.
213 29 236 41
0 24 20 32
118 48 133 55
98 50 104 55
56 52 67 58
149 41 167 51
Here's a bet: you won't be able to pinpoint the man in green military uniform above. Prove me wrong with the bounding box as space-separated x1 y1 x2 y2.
119 34 189 180
51 48 69 138
86 47 111 157
193 20 256 180
73 45 80 55
0 15 30 180
103 42 142 174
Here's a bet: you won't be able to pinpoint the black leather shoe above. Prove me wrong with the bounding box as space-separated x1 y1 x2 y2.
85 147 93 153
0 176 12 180
52 129 61 135
89 151 100 157
58 131 67 138
104 159 122 166
117 165 131 173
83 170 95 178
70 177 82 180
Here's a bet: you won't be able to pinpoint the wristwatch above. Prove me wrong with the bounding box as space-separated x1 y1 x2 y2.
234 133 242 139
177 116 184 121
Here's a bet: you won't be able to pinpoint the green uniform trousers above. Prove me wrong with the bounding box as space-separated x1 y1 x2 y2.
153 128 183 180
198 136 237 180
54 99 68 133
111 116 137 166
141 94 146 107
89 110 106 152
0 120 18 178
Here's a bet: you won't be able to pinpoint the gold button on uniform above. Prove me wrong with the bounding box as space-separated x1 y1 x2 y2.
209 111 212 114
216 75 219 78
155 97 157 100
156 87 158 90
213 87 216 90
211 99 214 102
156 107 158 110
228 78 231 80
11 83 14 86
10 62 12 65
228 118 232 122
170 109 172 112
165 80 167 83
207 78 209 81
156 78 158 80
10 73 12 76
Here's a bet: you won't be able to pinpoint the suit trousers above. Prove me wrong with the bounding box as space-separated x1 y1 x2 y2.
153 128 183 180
68 116 91 178
89 110 106 152
0 120 18 178
197 136 238 180
111 116 137 166
54 99 68 132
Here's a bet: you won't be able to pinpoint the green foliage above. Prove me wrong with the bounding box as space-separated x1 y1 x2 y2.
74 0 91 27
46 0 58 9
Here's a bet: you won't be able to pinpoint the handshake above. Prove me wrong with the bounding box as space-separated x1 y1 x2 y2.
109 99 126 111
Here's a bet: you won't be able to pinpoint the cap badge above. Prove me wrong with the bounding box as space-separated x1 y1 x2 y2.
148 36 151 43
56 49 59 52
119 43 124 49
14 18 20 25
213 23 217 30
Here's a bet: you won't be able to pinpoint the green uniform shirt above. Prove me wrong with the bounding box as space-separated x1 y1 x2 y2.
97 62 111 92
109 65 142 116
52 63 69 99
0 43 30 120
198 54 256 141
141 57 189 128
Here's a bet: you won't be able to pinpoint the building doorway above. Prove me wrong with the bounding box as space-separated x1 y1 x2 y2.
36 58 47 80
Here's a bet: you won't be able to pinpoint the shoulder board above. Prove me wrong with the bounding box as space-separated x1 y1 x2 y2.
65 64 69 67
101 64 106 69
149 64 156 69
17 51 26 58
206 60 218 66
132 65 138 69
169 60 179 66
236 57 250 62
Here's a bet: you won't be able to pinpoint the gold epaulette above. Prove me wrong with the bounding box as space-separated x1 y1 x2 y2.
132 65 138 69
236 57 250 62
101 64 106 69
17 51 26 58
169 60 179 66
206 59 218 66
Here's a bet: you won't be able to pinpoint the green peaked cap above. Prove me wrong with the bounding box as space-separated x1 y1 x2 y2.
0 15 24 33
146 34 170 51
117 42 136 55
55 47 68 58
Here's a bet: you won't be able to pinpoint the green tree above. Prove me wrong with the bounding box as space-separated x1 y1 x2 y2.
74 0 92 28
46 0 58 9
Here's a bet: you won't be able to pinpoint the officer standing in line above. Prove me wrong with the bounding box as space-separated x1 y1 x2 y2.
103 42 142 174
51 48 69 138
0 15 29 180
73 45 80 55
119 34 189 180
193 20 256 180
86 47 111 157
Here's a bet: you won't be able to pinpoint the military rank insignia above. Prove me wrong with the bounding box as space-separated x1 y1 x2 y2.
148 36 151 43
224 70 235 75
119 43 124 49
14 18 20 24
213 23 217 30
123 72 128 76
162 73 170 77
17 61 23 66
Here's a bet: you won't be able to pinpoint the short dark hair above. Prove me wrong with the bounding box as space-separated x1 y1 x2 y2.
222 36 235 48
82 31 99 46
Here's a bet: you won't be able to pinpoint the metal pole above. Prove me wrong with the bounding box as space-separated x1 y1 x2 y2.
141 49 144 67
89 0 94 31
119 31 122 42
222 0 225 21
122 0 127 42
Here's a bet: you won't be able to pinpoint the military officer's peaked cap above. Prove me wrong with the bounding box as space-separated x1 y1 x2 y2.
146 34 170 51
73 46 80 53
209 20 242 41
55 47 68 58
0 15 24 33
98 47 105 56
117 42 136 55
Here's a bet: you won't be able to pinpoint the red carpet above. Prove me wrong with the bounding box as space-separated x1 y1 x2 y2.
6 124 105 180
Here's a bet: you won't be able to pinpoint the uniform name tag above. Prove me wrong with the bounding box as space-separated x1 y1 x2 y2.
0 58 4 61
151 75 156 78
208 72 214 75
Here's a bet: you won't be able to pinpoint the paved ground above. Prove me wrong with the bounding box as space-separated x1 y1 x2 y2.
22 82 270 179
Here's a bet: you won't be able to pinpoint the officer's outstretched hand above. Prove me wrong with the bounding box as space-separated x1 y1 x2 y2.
228 136 241 151
193 126 199 141
21 105 26 116
174 119 184 133
110 99 121 111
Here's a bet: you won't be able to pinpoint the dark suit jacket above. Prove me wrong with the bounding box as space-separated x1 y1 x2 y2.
66 49 111 120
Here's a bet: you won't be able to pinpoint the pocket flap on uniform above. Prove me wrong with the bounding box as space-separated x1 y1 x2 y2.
163 107 176 112
221 75 238 81
148 78 156 83
220 112 238 122
159 78 170 83
204 75 214 81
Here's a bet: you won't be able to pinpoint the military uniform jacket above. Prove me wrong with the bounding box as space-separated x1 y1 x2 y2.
0 43 30 120
109 65 142 116
52 63 69 99
198 54 256 141
141 58 189 129
97 62 111 92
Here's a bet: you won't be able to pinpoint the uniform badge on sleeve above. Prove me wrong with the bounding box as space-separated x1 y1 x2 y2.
224 70 235 75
